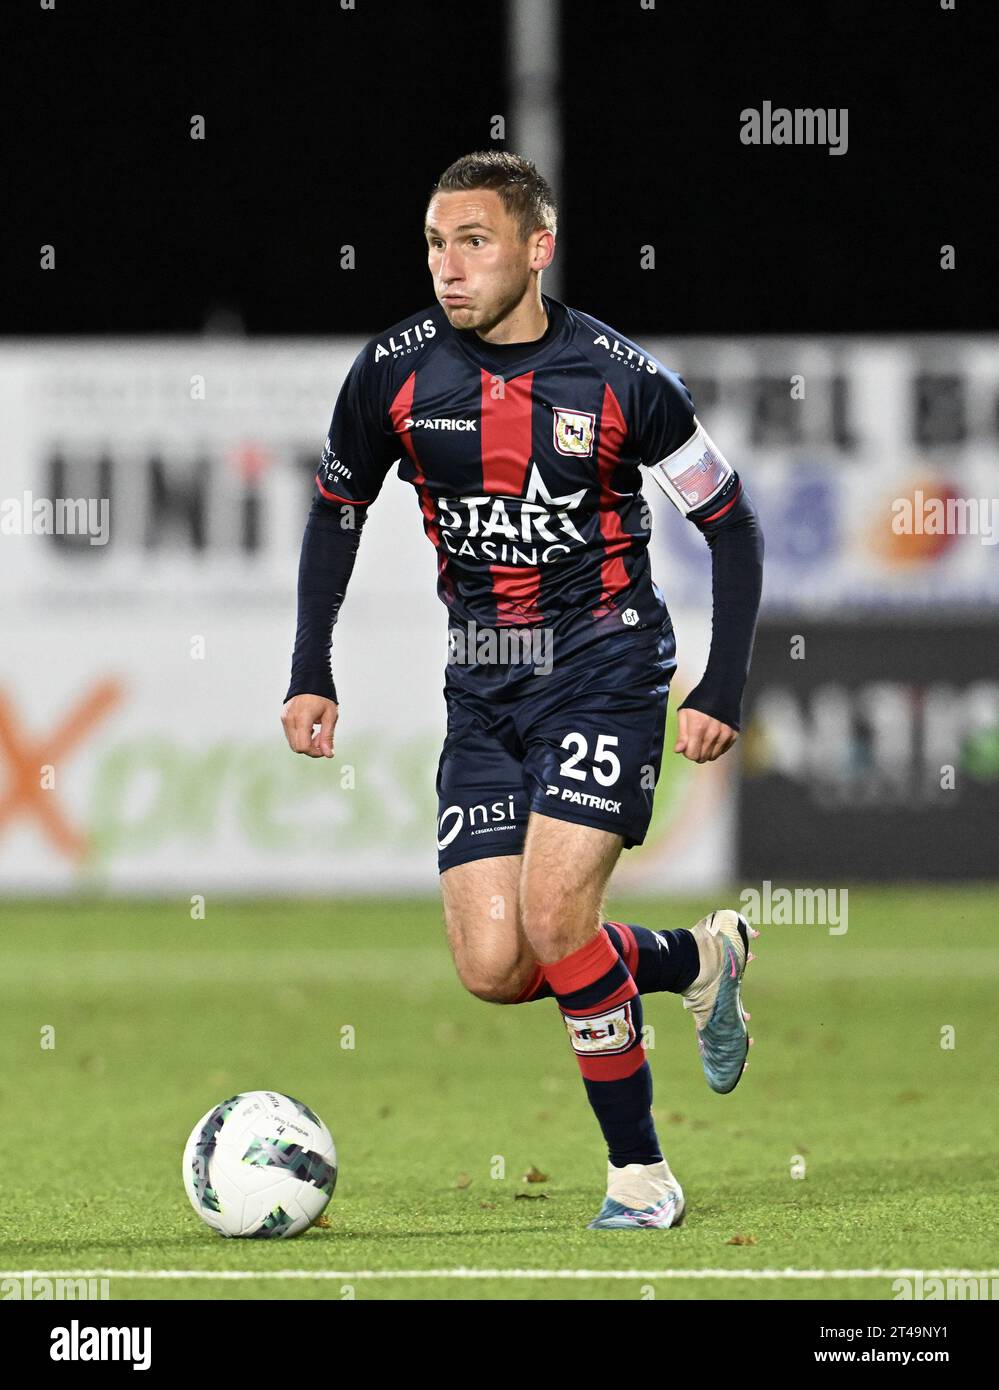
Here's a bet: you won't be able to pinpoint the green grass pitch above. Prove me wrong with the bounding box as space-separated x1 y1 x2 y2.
2 887 997 1301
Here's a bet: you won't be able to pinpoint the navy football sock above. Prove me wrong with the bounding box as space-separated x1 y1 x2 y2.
605 920 700 995
543 928 662 1168
515 920 699 1002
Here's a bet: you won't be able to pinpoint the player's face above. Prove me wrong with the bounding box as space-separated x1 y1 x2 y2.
425 190 541 334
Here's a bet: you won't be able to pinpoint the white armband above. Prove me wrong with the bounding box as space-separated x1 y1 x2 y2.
648 418 734 516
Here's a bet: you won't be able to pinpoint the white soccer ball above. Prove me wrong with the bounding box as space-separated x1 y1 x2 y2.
182 1091 337 1238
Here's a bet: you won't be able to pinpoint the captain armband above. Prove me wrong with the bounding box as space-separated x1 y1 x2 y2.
647 418 734 516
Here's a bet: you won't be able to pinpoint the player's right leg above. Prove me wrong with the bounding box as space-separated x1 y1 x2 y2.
440 852 537 1003
435 692 540 1001
518 812 684 1229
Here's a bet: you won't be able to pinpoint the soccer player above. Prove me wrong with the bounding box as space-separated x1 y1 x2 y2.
282 152 763 1229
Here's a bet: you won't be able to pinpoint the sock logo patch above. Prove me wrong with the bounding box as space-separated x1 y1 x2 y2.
562 1002 636 1055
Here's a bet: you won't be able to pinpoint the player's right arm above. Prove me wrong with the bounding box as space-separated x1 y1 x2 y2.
281 343 398 759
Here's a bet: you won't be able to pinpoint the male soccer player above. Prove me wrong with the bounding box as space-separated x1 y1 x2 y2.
282 152 763 1229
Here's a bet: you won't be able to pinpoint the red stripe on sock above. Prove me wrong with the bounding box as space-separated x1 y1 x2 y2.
543 927 623 998
605 920 639 976
512 964 547 1004
577 1047 648 1082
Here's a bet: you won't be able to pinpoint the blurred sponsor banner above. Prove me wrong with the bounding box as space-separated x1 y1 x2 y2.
738 619 999 881
0 601 727 895
645 336 999 611
3 336 998 609
3 334 997 894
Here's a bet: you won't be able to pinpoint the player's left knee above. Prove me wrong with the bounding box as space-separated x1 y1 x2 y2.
519 900 574 961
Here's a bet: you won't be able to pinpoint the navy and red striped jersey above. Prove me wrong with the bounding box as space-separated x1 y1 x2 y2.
313 295 739 681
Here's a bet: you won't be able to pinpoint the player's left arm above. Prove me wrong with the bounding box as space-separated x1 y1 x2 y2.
638 375 764 763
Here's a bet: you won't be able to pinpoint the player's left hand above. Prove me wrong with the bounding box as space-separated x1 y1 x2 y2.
674 707 738 763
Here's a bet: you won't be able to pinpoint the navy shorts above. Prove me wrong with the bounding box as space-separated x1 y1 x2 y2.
435 621 677 873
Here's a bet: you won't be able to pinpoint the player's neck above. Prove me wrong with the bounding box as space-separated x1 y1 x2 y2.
475 291 549 346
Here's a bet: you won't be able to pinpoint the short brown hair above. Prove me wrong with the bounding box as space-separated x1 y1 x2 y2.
429 151 557 242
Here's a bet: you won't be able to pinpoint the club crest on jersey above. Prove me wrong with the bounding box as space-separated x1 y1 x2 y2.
553 408 595 458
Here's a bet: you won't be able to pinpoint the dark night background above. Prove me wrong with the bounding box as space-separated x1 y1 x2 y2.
3 0 996 336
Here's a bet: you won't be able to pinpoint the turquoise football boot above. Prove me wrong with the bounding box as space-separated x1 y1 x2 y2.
681 909 758 1094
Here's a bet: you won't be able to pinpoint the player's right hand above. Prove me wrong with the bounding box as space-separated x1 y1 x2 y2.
281 694 338 758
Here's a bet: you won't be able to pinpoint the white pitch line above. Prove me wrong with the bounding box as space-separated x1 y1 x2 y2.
3 1268 998 1281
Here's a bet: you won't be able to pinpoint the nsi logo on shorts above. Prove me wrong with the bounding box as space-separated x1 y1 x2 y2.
562 1003 636 1055
437 796 517 850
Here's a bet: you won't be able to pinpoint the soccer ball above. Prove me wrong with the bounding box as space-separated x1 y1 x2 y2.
182 1090 337 1238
